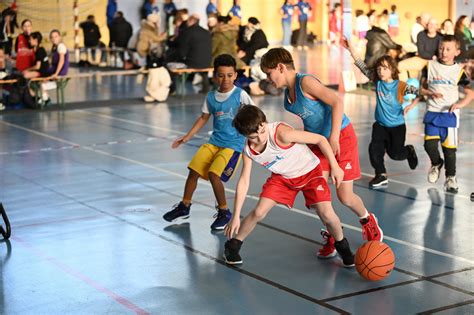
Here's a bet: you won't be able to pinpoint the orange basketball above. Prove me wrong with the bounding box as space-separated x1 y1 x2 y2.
355 241 395 281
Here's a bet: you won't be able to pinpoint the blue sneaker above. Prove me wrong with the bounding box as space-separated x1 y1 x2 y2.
210 208 232 230
163 202 190 222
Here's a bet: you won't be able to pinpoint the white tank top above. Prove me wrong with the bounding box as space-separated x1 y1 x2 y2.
427 61 463 113
244 122 319 179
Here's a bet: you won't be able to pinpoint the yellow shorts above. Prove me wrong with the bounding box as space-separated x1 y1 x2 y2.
188 143 241 182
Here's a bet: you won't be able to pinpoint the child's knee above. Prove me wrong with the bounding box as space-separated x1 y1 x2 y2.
424 139 439 152
208 171 220 181
314 204 338 225
337 191 354 208
251 208 268 222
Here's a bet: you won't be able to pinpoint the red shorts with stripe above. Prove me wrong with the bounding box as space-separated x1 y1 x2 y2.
309 123 361 181
260 165 331 209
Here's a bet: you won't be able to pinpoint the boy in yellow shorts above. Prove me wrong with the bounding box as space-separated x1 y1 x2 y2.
163 54 255 229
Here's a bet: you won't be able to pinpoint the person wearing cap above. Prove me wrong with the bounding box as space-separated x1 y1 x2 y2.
237 17 269 65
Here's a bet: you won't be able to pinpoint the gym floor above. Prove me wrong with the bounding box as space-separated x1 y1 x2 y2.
0 46 473 314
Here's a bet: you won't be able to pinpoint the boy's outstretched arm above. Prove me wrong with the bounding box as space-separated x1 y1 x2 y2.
341 37 372 80
301 76 344 156
172 113 211 148
278 127 344 187
225 154 253 239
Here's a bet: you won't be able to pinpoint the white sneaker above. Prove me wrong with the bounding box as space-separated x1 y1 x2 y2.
444 176 459 193
428 160 444 183
192 74 203 85
0 103 5 110
143 95 155 102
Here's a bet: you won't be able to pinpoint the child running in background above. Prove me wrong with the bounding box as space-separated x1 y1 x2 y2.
342 37 419 188
224 105 355 267
163 54 255 229
260 48 383 260
417 35 473 193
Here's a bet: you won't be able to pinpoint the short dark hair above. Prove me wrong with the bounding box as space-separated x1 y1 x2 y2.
441 34 460 49
87 15 95 20
116 11 124 18
49 29 61 37
30 31 42 44
374 55 399 81
233 105 267 136
217 15 231 23
213 54 237 72
260 47 295 71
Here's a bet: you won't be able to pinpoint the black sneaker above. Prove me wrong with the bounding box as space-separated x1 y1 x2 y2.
210 208 232 230
163 202 191 222
369 174 388 188
406 145 418 170
224 238 243 265
334 238 355 267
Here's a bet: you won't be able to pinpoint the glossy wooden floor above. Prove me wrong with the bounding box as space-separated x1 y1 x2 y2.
0 46 473 314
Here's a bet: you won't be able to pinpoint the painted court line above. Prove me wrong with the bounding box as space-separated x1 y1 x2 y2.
12 235 150 315
77 109 473 202
1 119 473 266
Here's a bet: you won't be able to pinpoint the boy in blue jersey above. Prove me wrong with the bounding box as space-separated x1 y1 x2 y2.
260 48 383 259
343 38 419 188
415 35 473 193
163 54 255 229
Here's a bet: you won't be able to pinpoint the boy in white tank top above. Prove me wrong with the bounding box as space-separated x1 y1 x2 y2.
223 105 355 267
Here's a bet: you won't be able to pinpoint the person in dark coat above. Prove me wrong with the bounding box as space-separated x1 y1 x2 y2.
237 17 269 65
80 15 101 48
177 14 212 92
110 11 133 49
364 25 401 69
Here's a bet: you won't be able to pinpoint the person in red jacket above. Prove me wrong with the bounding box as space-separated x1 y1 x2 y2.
15 19 34 72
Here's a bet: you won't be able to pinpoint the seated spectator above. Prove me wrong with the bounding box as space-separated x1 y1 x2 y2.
15 19 35 72
48 30 69 78
80 15 105 66
22 32 49 79
364 22 401 68
398 18 442 81
237 17 269 65
211 15 245 69
440 19 454 35
455 15 474 61
411 12 430 44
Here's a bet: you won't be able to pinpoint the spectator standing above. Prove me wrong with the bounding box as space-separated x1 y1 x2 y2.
178 14 212 92
281 0 294 49
79 15 103 65
206 0 218 17
142 0 160 19
109 11 133 66
0 7 17 55
329 3 342 46
228 0 242 20
296 0 312 50
15 19 34 72
378 9 389 32
164 0 177 31
106 0 117 27
355 9 370 40
388 5 399 37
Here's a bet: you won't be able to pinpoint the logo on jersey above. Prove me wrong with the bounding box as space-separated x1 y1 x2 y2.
296 105 314 120
345 162 352 170
262 155 284 169
316 185 324 191
215 107 236 120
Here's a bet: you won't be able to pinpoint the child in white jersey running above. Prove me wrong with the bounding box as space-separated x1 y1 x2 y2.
223 105 355 267
260 48 383 260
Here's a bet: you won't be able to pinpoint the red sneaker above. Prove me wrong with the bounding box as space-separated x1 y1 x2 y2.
317 229 337 258
360 213 384 241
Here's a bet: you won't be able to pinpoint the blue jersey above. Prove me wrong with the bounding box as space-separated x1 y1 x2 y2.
375 80 405 127
282 4 294 23
284 73 350 138
164 3 176 15
388 13 399 27
207 88 245 152
206 3 217 15
297 2 311 22
228 5 241 19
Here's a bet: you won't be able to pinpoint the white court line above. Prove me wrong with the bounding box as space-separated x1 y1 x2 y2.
1 119 473 266
77 109 472 201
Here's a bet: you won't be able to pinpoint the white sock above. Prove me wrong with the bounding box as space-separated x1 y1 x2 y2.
359 210 369 220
